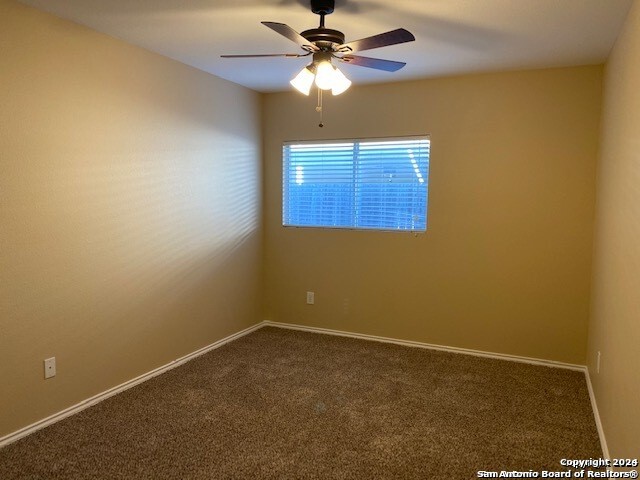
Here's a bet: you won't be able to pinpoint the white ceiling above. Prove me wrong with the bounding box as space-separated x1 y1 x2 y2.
19 0 634 92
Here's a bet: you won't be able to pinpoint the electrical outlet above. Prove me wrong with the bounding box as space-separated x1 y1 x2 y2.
44 357 56 379
306 291 315 305
596 351 601 374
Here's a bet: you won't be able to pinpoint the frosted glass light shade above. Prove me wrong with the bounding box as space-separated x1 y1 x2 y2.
331 68 352 95
290 67 315 95
314 61 336 90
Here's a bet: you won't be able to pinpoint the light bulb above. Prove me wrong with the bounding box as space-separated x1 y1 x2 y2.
290 66 315 95
331 68 351 95
314 61 336 90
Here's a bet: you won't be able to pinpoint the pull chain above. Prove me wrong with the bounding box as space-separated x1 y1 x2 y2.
316 88 324 128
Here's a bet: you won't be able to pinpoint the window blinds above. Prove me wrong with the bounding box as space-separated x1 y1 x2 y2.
283 136 430 231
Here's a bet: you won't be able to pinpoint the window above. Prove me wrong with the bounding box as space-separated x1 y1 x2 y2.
283 136 430 231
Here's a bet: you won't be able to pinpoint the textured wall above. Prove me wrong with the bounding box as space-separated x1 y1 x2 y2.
263 66 602 365
588 0 640 458
0 0 261 437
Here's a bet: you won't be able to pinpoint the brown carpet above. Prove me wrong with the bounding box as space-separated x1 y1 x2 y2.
0 327 602 479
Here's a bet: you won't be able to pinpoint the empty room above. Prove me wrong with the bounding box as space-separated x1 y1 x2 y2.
1 0 638 478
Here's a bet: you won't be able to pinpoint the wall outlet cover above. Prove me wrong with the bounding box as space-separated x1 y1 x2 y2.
44 357 56 379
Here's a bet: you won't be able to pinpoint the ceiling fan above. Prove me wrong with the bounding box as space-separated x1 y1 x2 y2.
221 0 415 97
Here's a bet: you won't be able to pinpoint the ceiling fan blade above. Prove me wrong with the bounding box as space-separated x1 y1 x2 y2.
221 53 305 58
338 55 407 72
261 21 318 51
337 28 415 53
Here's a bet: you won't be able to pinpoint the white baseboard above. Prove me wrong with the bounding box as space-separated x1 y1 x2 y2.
263 320 586 371
2 318 609 460
584 367 610 460
0 321 266 449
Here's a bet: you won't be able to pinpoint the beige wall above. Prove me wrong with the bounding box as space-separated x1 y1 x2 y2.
0 0 261 437
263 66 602 365
588 0 640 458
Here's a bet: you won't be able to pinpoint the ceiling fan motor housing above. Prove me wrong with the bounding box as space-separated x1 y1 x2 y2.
301 28 345 48
311 0 335 15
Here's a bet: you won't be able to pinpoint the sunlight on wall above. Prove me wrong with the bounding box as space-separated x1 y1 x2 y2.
3 135 259 324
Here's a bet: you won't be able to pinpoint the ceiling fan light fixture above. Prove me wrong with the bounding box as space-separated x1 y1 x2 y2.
222 1 415 125
314 60 337 90
290 65 315 95
331 67 351 95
